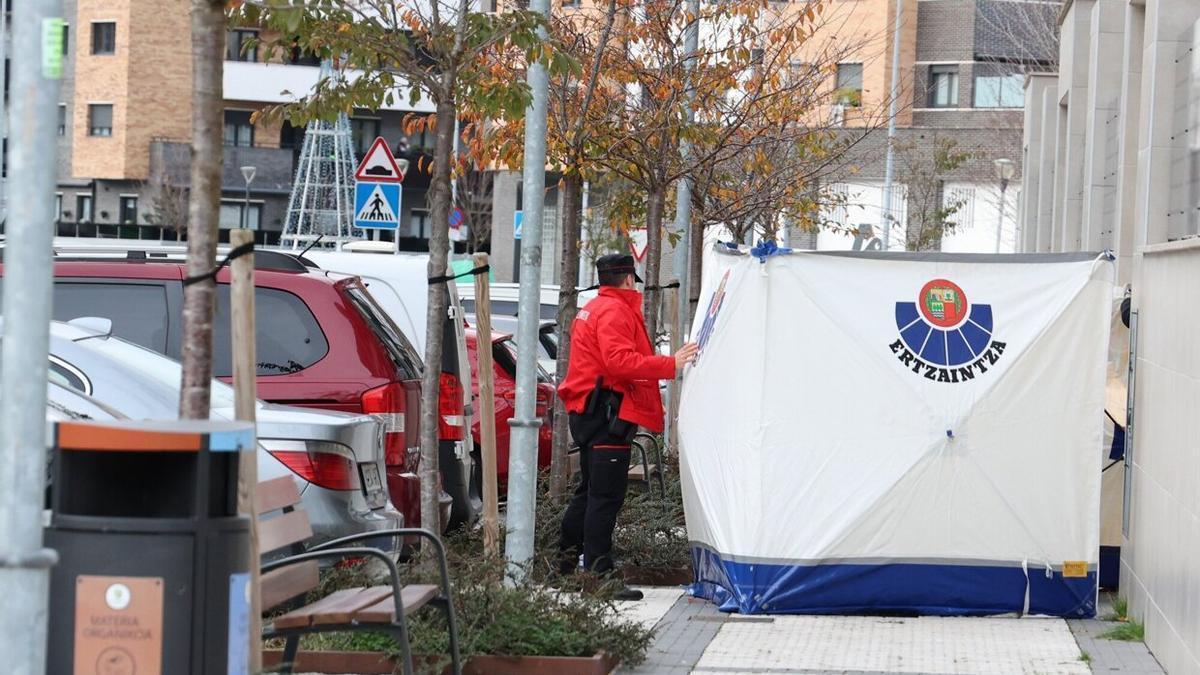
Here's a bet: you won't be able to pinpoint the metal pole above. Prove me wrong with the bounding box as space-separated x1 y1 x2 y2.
671 0 699 452
504 0 551 582
242 182 249 230
880 0 903 251
0 4 63 673
995 182 1007 254
0 3 9 225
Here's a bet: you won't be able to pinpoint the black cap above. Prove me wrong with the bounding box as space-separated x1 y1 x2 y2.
596 253 643 283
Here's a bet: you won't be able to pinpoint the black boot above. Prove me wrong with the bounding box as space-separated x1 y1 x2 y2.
613 586 644 601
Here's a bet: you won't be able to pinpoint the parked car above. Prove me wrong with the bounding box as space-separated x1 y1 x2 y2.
473 315 559 375
464 329 554 491
459 282 597 321
0 240 457 533
17 318 402 549
299 245 476 528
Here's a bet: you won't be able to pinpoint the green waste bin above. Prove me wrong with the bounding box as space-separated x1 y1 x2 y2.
45 420 254 675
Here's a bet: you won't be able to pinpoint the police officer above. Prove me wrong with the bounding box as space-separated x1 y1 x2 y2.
557 253 698 600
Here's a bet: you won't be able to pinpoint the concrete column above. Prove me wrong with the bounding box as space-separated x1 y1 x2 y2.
1036 80 1059 253
1051 102 1068 251
1021 75 1055 253
1113 1 1145 284
1133 0 1200 249
1081 1 1127 251
490 170 519 283
1055 0 1094 252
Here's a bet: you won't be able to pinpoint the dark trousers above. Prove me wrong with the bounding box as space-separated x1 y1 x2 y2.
559 417 632 575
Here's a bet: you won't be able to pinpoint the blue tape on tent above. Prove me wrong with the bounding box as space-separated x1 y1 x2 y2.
689 546 1096 618
749 239 792 262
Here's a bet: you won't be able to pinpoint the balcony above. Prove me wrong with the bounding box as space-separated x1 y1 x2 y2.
150 140 297 196
223 61 434 113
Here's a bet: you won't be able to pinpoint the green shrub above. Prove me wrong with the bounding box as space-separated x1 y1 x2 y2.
1099 619 1145 642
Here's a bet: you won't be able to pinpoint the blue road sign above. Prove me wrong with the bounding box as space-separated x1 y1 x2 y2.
513 210 523 240
449 207 465 229
354 181 401 230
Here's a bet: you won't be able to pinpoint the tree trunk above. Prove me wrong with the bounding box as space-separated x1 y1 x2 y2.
179 0 224 420
549 173 583 498
688 216 704 320
642 185 666 340
419 98 457 540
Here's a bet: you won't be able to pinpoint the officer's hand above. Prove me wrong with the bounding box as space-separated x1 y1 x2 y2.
675 343 699 369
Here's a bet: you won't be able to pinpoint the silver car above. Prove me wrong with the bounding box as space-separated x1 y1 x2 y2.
28 318 402 549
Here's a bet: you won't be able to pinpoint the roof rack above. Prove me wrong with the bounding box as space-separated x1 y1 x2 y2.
0 238 311 274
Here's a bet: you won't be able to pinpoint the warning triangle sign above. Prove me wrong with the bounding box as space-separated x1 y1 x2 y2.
354 137 405 182
356 184 398 224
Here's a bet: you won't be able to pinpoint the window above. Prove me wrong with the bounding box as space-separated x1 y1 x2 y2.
350 117 381 157
76 193 93 222
973 64 1024 108
212 287 330 377
928 65 959 108
345 286 422 379
76 194 93 222
54 194 62 221
49 357 91 395
58 104 67 136
410 208 430 238
225 28 258 62
835 63 863 106
408 124 434 152
51 283 170 352
119 195 138 224
62 23 69 55
280 120 304 149
223 110 254 147
3 59 8 102
91 22 115 55
88 104 113 136
287 39 321 66
218 200 262 230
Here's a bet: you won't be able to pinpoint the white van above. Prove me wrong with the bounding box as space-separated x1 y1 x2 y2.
300 243 476 528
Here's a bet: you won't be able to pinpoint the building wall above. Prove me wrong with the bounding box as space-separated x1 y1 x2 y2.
71 0 133 179
1125 240 1200 675
124 0 190 181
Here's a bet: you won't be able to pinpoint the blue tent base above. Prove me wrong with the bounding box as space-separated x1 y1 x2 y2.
690 546 1097 618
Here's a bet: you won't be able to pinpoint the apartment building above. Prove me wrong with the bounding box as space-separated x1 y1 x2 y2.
798 0 1059 253
1021 2 1200 670
32 0 435 245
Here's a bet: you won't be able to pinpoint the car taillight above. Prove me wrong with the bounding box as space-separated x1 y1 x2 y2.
267 444 357 491
362 382 407 466
438 372 465 441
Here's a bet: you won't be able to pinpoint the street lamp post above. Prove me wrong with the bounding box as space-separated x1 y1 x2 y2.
240 165 257 231
993 158 1015 254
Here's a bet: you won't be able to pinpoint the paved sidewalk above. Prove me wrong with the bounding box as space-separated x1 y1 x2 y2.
616 588 1165 675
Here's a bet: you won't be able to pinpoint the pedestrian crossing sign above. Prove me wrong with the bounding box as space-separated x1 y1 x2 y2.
354 181 401 230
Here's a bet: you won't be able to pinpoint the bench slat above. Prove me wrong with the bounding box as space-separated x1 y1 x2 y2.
257 476 302 515
273 587 391 629
628 464 658 481
261 560 319 611
259 509 313 555
352 585 440 623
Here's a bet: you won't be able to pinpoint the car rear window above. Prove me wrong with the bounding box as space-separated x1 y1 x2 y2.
345 286 423 380
493 338 551 384
212 287 329 377
51 282 170 352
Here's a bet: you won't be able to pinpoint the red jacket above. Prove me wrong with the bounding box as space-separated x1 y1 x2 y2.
558 287 677 432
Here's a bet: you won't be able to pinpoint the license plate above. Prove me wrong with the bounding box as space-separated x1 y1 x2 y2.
359 463 383 497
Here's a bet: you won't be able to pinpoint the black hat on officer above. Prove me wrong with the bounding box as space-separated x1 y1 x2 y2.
595 253 643 283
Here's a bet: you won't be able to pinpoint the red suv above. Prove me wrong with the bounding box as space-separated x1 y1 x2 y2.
0 247 466 532
465 329 554 488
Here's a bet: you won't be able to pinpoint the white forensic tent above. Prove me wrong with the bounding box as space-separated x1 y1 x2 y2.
679 247 1114 617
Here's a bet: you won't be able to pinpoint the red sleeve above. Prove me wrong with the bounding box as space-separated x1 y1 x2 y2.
596 309 677 381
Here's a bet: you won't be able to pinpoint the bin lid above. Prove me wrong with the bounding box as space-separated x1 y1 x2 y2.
55 419 255 453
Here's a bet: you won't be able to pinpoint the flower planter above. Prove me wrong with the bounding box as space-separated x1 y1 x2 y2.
620 565 693 586
263 650 619 675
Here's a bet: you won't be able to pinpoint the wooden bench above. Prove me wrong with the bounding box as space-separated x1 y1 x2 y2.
257 476 461 675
